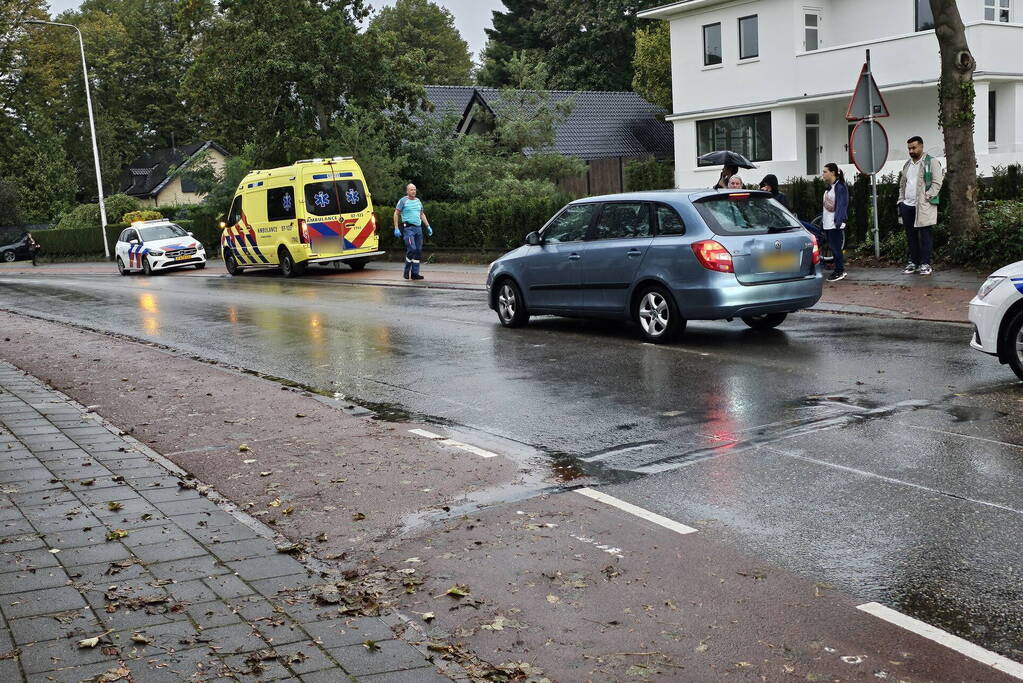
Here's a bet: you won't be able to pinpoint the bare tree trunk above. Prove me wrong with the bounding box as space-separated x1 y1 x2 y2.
930 0 981 235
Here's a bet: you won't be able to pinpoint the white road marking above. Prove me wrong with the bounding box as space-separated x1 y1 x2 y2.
902 422 1023 451
440 439 498 458
408 428 443 439
575 487 698 535
770 447 1023 517
857 602 1023 680
408 428 499 458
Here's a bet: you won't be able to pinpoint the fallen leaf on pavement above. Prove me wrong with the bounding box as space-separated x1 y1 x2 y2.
316 533 328 542
130 633 151 644
546 595 560 604
282 506 294 515
440 584 470 598
107 502 123 512
80 479 96 486
268 498 282 507
243 459 257 464
259 471 272 477
238 444 250 452
362 640 381 652
105 529 129 541
91 666 131 682
351 512 366 521
78 636 101 648
48 548 60 554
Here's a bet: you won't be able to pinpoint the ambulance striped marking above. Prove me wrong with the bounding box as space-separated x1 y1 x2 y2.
308 221 343 237
225 229 248 264
344 220 375 250
232 216 256 263
243 226 271 264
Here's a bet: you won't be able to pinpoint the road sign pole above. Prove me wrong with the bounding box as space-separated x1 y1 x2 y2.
864 50 881 258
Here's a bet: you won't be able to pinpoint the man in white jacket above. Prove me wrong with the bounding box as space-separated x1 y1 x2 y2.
897 136 944 276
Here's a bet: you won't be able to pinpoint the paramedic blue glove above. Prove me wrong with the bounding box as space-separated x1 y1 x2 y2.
426 225 433 237
393 227 401 238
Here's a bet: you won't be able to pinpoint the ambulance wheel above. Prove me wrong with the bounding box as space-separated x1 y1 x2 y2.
348 259 367 272
279 248 304 278
117 258 128 276
142 257 153 276
224 250 240 276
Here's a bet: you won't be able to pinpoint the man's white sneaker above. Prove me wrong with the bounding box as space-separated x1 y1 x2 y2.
903 263 917 274
918 264 933 276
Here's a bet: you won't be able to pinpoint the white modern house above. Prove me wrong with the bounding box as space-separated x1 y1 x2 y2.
638 0 1023 187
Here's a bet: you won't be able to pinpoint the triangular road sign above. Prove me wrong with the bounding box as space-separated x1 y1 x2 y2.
846 63 890 120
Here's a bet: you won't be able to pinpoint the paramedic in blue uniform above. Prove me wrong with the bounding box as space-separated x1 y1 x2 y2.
393 183 432 280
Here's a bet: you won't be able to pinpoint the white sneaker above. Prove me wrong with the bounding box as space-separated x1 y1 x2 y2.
918 264 933 276
903 263 917 274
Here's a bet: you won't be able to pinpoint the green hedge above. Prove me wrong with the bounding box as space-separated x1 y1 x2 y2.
34 218 223 259
376 194 568 252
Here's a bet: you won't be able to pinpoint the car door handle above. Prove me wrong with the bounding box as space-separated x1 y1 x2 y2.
627 249 642 257
568 253 580 260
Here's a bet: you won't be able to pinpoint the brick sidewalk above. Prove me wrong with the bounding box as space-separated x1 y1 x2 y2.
0 363 449 682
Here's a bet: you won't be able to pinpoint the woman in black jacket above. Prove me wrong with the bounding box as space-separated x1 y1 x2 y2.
758 174 790 210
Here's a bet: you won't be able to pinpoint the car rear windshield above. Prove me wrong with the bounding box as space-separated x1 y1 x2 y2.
139 224 187 241
694 194 802 236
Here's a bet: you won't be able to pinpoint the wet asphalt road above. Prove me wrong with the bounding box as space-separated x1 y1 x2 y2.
2 269 1023 659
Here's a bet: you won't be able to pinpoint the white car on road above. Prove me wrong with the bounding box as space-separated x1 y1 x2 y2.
969 261 1023 379
116 221 207 276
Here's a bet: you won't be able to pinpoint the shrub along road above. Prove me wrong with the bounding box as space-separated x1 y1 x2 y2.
0 264 1020 681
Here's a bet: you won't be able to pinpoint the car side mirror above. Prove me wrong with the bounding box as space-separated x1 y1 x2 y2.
129 239 139 244
525 231 541 246
187 231 194 237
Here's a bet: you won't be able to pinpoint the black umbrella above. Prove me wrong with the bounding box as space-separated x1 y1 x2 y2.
698 151 757 169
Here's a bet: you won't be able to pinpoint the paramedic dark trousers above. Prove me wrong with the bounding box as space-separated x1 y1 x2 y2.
402 223 423 278
899 203 933 266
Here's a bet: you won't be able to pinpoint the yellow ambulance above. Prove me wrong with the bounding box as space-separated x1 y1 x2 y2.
221 157 382 277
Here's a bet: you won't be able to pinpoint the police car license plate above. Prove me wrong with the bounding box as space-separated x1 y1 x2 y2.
758 251 798 272
175 254 192 261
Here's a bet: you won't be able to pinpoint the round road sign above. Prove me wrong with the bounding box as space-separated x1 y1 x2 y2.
850 120 889 175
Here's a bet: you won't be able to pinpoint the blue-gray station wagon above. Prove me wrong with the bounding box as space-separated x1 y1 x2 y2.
486 190 825 342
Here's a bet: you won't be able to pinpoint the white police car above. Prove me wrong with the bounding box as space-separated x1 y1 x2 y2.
969 261 1023 379
115 220 206 275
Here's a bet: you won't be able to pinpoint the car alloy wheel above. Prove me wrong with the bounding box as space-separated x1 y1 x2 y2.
639 291 670 338
496 279 528 327
142 256 153 276
117 258 128 276
2 250 15 262
635 285 683 343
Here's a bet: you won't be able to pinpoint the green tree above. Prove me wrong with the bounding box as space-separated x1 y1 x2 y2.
478 0 661 91
632 22 671 110
367 0 472 86
476 0 545 87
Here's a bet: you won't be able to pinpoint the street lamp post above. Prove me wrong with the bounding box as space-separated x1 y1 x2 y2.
24 19 110 259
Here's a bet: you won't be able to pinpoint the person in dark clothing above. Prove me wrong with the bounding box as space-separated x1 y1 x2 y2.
821 162 848 282
714 164 739 190
759 174 790 210
26 233 40 266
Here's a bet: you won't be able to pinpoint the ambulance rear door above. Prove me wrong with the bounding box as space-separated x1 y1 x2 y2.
301 169 345 257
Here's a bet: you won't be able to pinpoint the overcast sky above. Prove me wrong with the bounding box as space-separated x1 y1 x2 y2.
44 0 504 59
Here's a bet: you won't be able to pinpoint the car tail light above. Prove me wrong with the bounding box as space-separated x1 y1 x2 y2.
692 240 734 273
728 193 750 200
810 235 821 264
298 218 308 244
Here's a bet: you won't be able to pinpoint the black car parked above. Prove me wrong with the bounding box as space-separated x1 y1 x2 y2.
0 230 33 263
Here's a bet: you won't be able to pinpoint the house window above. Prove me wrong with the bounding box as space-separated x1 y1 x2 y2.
739 15 759 59
703 23 722 65
989 90 997 143
697 112 772 165
803 10 821 51
985 0 1011 21
915 0 934 31
805 113 821 175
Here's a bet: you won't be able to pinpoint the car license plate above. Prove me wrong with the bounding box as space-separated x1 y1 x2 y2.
758 251 798 272
175 254 191 261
